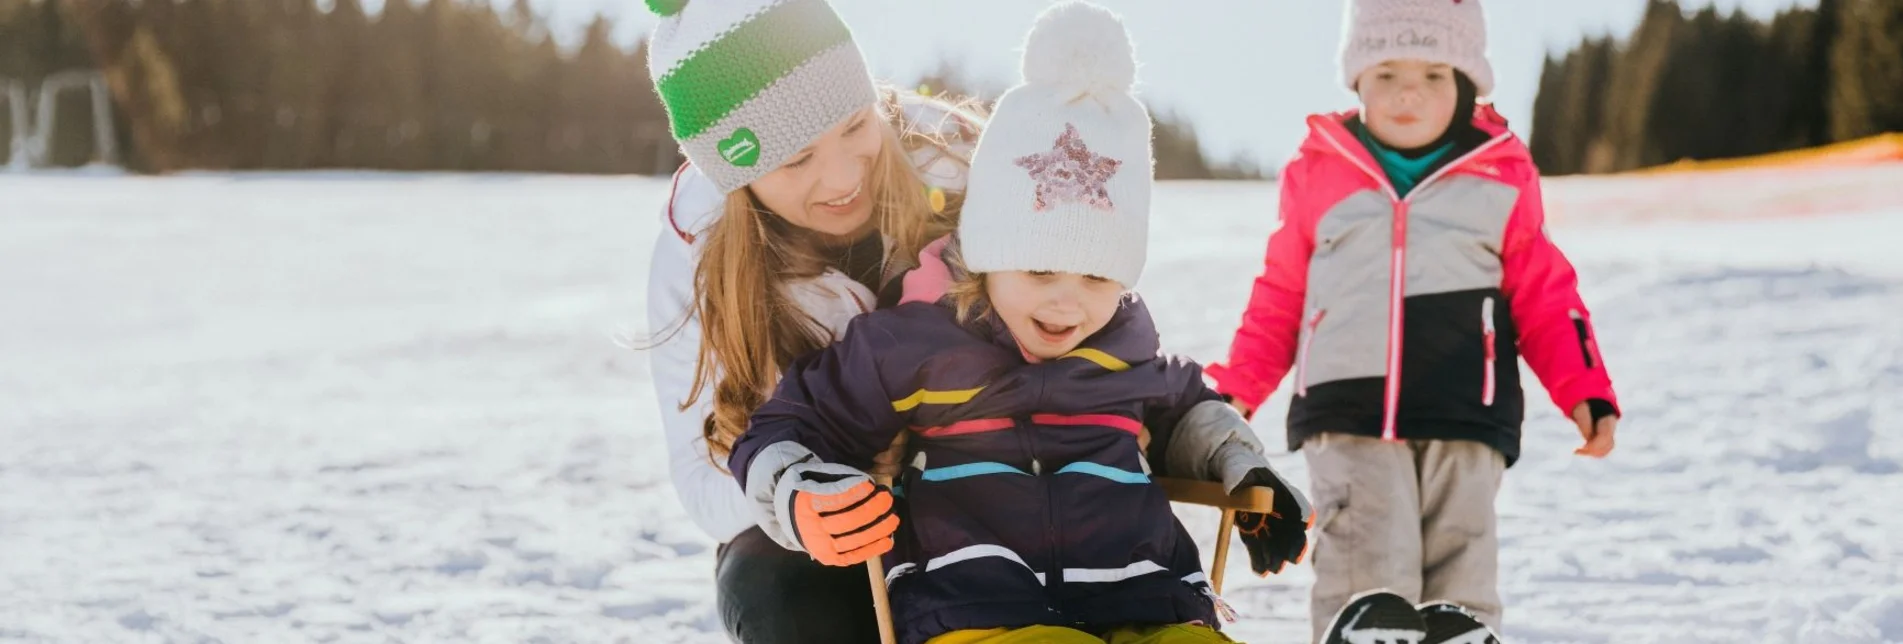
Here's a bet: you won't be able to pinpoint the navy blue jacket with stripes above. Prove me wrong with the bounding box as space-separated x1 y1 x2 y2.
729 294 1223 644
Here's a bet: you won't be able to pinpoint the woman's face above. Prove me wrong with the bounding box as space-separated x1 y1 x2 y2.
747 107 885 241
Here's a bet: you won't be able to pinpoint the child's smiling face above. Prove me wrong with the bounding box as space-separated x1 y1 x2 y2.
986 270 1125 360
1355 59 1460 150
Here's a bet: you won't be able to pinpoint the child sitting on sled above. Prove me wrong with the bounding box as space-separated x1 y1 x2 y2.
728 4 1311 643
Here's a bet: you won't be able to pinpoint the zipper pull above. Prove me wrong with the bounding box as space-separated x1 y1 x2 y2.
1202 586 1240 623
1031 459 1042 475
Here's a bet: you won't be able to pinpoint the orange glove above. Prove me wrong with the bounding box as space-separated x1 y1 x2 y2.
782 464 900 567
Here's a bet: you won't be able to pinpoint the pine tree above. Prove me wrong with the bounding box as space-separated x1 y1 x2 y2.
1601 0 1684 171
1829 0 1903 141
562 16 622 173
1757 8 1824 152
1807 0 1841 144
256 0 324 169
1530 37 1619 175
317 0 372 168
1529 51 1569 173
628 39 682 174
370 0 428 169
1569 37 1618 173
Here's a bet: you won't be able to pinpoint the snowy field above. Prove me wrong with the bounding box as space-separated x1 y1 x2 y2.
2 168 1899 643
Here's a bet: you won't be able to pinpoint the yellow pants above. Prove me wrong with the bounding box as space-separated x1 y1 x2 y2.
925 623 1239 644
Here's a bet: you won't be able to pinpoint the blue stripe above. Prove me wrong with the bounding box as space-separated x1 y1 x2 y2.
921 462 1030 482
1055 462 1150 484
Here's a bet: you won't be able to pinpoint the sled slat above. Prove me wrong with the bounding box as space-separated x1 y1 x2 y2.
1157 477 1276 512
1212 509 1236 594
869 474 898 644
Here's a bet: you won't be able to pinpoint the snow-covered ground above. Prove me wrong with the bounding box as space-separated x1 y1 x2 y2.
2 169 1898 643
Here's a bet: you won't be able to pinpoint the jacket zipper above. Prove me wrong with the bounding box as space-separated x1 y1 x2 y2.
1024 369 1063 609
1383 203 1408 440
1040 434 1062 594
1481 297 1497 407
1296 309 1328 397
1314 125 1512 441
1035 370 1064 594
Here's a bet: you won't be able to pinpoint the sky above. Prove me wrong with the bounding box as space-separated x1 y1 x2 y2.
508 0 1814 167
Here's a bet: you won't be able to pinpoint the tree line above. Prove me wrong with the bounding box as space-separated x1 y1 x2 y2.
3 0 1257 179
1531 0 1903 175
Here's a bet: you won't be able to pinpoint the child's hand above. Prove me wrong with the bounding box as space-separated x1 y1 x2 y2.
1232 467 1313 576
781 463 900 566
1571 400 1620 458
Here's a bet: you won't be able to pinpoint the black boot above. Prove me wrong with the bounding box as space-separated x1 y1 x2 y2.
1322 590 1427 644
1417 601 1500 644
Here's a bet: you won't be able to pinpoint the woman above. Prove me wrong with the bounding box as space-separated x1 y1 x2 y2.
641 1 980 641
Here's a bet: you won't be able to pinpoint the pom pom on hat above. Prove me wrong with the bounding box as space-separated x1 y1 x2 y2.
1020 1 1136 96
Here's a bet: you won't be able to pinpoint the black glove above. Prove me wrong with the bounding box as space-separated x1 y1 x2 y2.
1232 466 1311 576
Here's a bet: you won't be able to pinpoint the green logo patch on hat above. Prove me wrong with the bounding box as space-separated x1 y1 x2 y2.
718 128 761 167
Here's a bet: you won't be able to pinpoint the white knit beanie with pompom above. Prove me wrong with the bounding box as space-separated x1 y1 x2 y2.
957 1 1152 288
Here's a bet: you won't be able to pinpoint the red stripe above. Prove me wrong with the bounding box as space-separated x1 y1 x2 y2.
1383 203 1407 441
1482 331 1497 406
914 418 1014 438
1296 309 1327 397
1031 414 1142 436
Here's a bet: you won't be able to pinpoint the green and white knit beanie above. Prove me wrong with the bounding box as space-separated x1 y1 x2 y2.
645 0 879 194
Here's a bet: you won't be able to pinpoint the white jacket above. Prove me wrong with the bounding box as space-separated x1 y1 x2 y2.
646 97 978 542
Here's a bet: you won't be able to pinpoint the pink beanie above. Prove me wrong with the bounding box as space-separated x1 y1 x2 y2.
1340 0 1494 96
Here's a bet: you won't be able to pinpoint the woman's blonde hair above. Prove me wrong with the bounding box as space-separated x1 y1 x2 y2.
684 90 981 465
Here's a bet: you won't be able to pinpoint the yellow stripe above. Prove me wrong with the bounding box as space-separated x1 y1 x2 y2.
1062 348 1129 372
891 387 985 412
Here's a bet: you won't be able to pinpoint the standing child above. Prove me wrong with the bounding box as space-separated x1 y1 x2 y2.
728 4 1313 643
1206 0 1622 640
